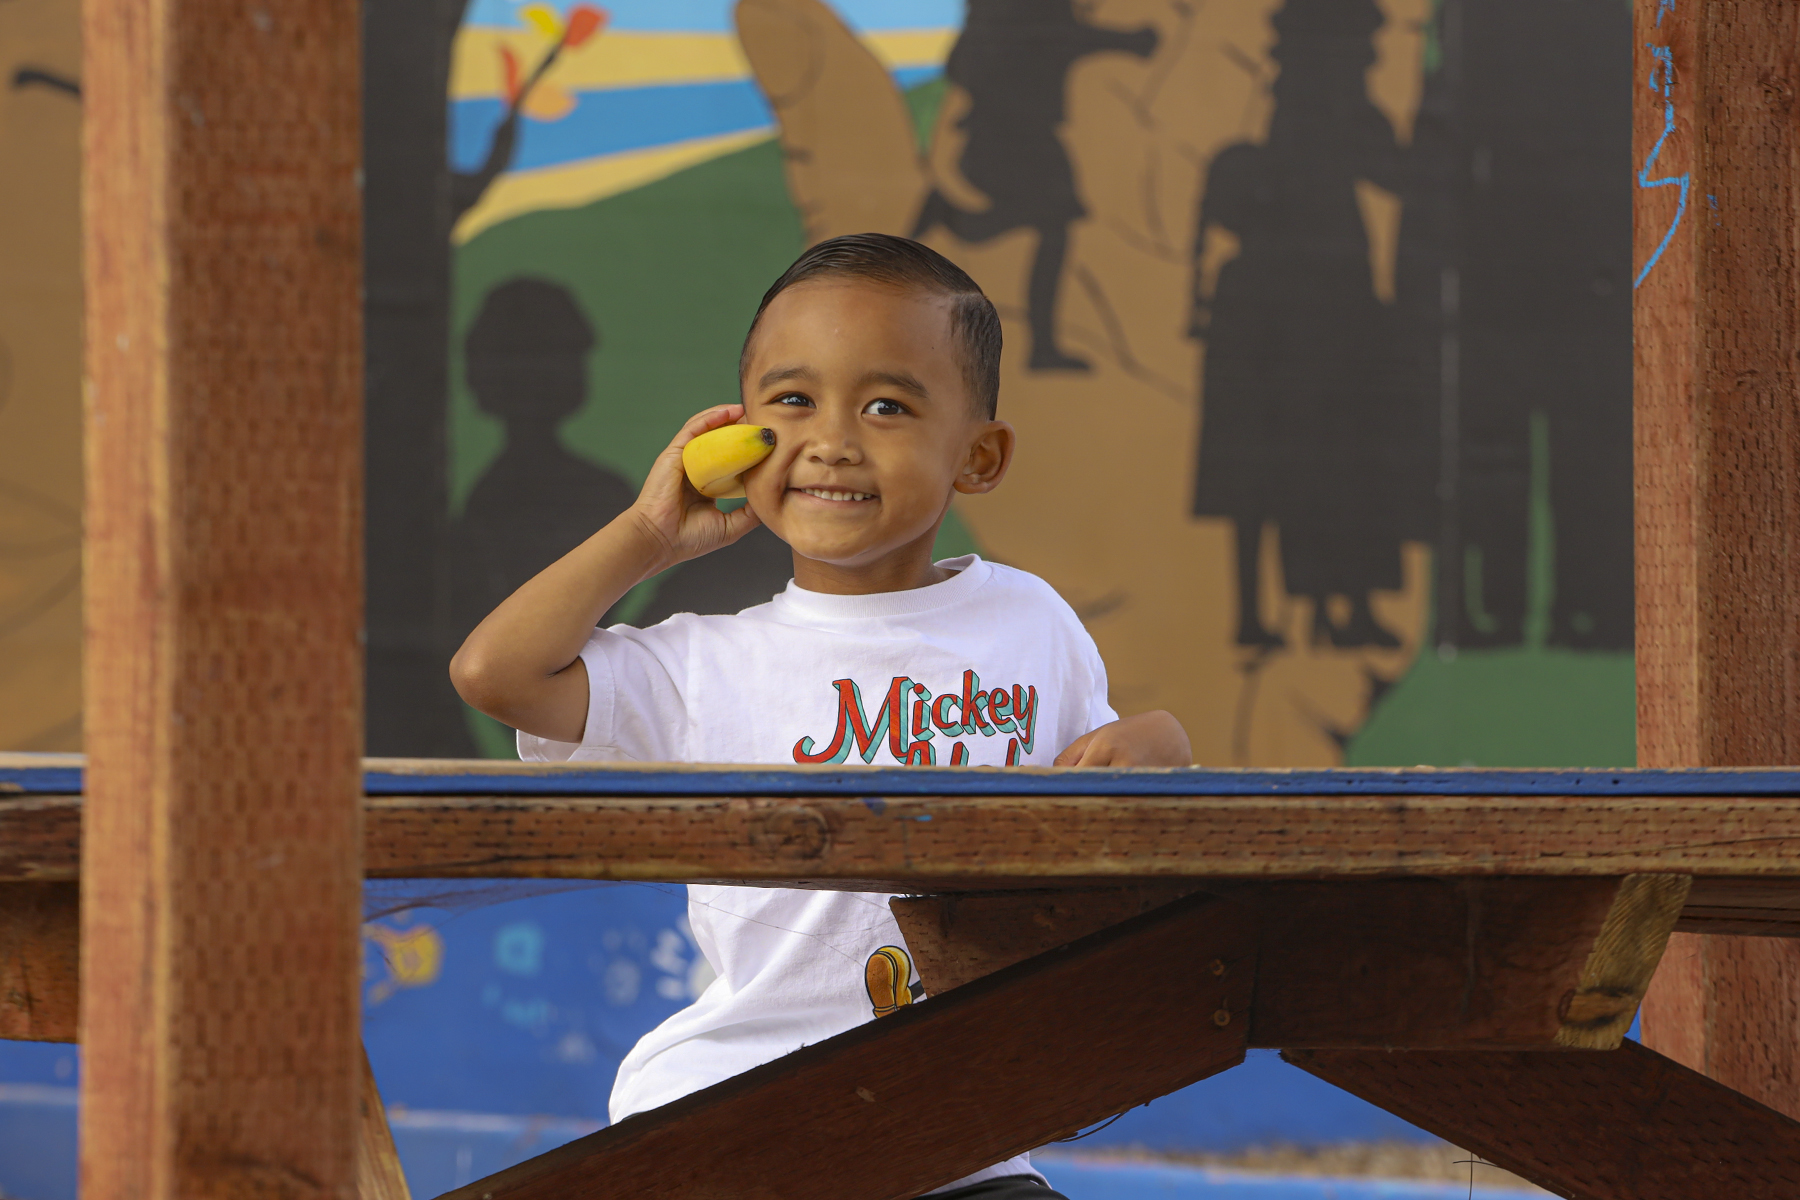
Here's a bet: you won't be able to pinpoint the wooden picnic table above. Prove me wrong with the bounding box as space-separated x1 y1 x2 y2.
6 756 1800 1198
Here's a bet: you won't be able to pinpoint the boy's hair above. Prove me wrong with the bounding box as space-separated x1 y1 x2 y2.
740 233 1003 419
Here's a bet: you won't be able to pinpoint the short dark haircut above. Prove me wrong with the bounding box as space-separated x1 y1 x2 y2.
740 233 1002 419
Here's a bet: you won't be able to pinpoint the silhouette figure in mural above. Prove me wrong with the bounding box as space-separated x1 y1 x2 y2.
911 0 1156 372
1434 0 1633 651
451 279 637 643
630 525 795 629
1190 0 1430 651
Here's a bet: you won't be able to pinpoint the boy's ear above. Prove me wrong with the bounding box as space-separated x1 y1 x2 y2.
953 420 1015 495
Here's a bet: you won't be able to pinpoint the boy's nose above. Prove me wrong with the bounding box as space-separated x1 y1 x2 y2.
805 412 864 464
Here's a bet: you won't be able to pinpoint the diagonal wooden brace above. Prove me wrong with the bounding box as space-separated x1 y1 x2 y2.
894 875 1692 1050
440 891 1253 1200
0 881 77 1042
1286 1042 1800 1198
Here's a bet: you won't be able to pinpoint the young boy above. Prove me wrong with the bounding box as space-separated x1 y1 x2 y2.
452 234 1191 1198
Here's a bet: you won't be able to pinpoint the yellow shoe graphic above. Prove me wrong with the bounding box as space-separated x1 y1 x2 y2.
865 945 914 1018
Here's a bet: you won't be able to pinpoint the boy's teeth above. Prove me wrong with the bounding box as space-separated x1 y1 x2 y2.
803 488 872 502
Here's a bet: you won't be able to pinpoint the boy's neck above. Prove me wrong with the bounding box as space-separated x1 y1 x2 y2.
788 526 952 596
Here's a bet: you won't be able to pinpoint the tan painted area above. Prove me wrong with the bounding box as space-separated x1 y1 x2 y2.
0 0 82 752
736 0 929 245
744 0 1433 764
453 127 773 244
1355 179 1401 304
1368 0 1433 146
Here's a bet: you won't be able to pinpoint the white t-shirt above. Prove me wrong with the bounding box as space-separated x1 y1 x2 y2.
519 555 1117 1191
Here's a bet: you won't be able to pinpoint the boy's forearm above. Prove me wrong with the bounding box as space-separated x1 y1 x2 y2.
451 509 670 724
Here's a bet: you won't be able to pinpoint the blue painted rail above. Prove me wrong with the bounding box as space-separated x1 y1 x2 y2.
6 754 1800 798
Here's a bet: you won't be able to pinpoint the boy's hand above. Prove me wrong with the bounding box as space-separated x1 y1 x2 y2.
627 404 765 572
451 404 766 744
1054 711 1192 768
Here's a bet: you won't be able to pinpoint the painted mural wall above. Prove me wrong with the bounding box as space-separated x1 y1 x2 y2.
0 0 81 753
0 0 1636 767
429 0 1637 766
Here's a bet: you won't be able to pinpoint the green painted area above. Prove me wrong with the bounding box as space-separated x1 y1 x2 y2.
1345 646 1635 767
451 136 805 508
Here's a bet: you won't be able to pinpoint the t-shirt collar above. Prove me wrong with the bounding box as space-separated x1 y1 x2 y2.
769 554 990 622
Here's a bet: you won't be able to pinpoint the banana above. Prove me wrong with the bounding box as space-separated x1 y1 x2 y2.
682 424 776 500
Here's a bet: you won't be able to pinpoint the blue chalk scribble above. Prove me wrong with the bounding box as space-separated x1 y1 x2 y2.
1657 0 1675 27
1635 44 1688 289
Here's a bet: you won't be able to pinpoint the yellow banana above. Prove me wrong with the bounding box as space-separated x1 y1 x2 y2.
683 424 776 500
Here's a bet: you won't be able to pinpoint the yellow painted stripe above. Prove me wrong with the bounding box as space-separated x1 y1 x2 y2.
450 27 953 99
452 127 772 244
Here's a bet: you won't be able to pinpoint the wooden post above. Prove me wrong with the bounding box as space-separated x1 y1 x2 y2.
1633 0 1800 1115
80 0 365 1195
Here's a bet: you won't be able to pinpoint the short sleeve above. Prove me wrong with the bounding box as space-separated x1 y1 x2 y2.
515 624 690 763
1086 642 1119 731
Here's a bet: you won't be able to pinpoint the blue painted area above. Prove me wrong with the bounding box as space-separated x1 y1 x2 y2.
1036 1158 1536 1199
362 883 701 1117
13 757 1800 797
449 67 940 175
359 763 1800 797
1065 1052 1430 1154
450 79 772 174
0 760 81 793
0 1084 78 1200
0 1093 1505 1200
0 884 1464 1199
461 0 964 33
389 1110 601 1196
1634 42 1689 289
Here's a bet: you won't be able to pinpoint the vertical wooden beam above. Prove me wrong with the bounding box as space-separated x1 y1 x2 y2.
80 0 364 1194
1633 0 1800 1115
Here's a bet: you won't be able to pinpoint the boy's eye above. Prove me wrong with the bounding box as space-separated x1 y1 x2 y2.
773 392 813 408
864 398 905 417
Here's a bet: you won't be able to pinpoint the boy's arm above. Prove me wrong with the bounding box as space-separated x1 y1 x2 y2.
1054 711 1191 768
450 405 763 744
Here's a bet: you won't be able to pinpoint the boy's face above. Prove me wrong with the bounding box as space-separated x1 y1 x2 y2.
739 279 1011 574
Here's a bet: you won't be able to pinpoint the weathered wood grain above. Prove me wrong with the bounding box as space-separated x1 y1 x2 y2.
894 877 1689 1050
80 0 364 1191
1632 0 1800 1118
1287 1043 1800 1199
7 792 1800 891
357 1048 411 1200
439 892 1252 1200
249 793 1800 884
0 882 77 1042
1677 879 1800 937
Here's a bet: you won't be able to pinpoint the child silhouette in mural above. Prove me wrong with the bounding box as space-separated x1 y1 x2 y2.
912 0 1156 372
451 235 1189 1200
1190 0 1429 651
450 278 638 644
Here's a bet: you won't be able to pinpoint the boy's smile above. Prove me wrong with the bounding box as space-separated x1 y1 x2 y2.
737 279 1013 594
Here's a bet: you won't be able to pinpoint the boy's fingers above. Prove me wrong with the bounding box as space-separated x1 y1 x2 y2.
718 500 764 544
1053 729 1099 767
671 404 746 449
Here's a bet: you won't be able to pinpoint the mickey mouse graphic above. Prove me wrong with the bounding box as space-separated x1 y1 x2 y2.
865 945 926 1017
